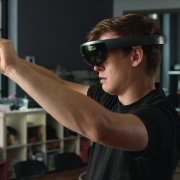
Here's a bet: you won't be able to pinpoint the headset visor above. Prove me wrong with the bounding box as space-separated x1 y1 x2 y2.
81 42 108 67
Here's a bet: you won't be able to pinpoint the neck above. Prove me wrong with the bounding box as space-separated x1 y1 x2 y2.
118 77 156 105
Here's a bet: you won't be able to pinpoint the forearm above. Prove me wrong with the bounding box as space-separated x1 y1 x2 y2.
20 58 89 95
19 58 64 83
7 62 108 141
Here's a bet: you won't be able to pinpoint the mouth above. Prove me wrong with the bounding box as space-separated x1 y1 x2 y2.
99 76 107 83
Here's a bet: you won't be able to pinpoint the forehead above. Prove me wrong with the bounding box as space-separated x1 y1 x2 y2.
98 32 118 41
98 32 124 55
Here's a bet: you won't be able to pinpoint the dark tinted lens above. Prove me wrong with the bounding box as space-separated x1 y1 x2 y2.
81 42 108 67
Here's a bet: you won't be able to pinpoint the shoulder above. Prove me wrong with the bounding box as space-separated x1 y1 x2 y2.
87 85 119 109
87 84 103 98
87 84 112 102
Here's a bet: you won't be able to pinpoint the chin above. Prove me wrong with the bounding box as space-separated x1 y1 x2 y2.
102 84 117 95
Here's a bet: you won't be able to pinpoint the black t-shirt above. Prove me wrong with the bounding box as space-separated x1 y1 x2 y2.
85 83 180 180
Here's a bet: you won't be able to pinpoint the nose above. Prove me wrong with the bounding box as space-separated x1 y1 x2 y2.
94 64 105 72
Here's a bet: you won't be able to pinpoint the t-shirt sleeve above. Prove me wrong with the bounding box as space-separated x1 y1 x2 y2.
87 85 97 98
87 84 104 102
126 105 175 160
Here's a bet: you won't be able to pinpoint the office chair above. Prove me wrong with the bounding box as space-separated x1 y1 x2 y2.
79 170 87 180
54 152 83 172
14 160 48 180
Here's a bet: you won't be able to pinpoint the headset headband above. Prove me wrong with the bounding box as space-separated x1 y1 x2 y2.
80 35 165 49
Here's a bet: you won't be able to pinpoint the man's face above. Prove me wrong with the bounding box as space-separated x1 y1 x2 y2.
94 32 133 96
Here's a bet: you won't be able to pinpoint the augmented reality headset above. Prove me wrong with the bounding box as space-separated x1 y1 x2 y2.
80 35 165 67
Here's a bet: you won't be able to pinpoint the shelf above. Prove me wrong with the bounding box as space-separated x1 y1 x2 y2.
6 144 25 149
27 124 43 128
46 148 62 153
46 139 60 143
27 141 45 146
0 108 45 118
63 136 79 140
168 71 180 75
0 108 80 179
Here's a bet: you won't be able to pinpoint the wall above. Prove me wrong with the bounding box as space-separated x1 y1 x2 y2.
18 0 113 71
113 0 180 17
13 0 113 97
9 0 180 96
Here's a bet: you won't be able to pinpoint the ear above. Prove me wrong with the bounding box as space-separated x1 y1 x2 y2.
131 47 143 67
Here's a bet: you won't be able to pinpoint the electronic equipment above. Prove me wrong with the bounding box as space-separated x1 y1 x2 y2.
80 35 165 67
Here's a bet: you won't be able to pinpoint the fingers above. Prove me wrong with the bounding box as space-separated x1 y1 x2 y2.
0 38 15 50
0 38 19 75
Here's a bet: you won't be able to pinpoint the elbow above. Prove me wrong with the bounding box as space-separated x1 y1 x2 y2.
87 116 107 144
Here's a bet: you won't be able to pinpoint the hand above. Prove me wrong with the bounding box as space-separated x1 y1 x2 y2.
0 38 20 76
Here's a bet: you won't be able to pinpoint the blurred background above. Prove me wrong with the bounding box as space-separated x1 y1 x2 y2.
0 0 180 110
1 1 180 179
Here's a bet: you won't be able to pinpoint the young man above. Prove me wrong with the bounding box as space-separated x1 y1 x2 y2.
0 14 179 180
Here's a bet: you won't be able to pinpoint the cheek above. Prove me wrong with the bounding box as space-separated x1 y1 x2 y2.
106 52 131 79
108 65 124 84
110 61 125 75
109 61 129 85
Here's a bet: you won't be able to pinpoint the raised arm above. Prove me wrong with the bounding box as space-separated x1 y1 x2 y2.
19 58 90 95
0 39 148 152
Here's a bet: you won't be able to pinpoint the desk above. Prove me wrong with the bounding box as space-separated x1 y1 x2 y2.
29 166 87 180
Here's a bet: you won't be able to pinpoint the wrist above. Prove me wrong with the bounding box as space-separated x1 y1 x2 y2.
6 61 29 82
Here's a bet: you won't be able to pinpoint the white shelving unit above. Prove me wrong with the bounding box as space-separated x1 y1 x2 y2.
0 108 80 179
